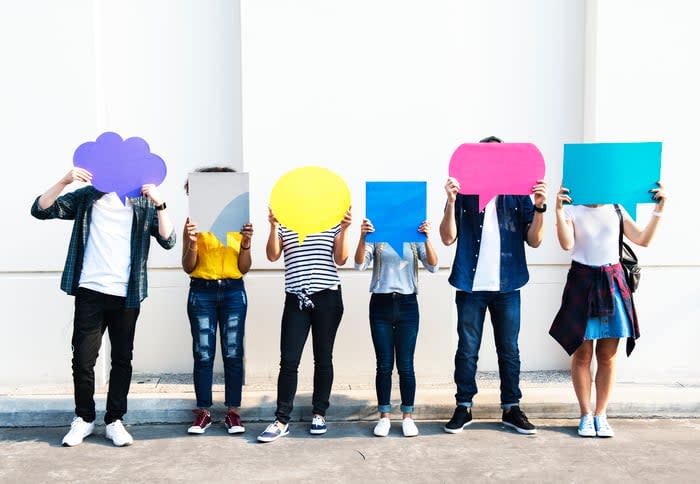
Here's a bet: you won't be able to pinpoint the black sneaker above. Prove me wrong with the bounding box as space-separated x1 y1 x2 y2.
443 406 473 434
502 406 537 434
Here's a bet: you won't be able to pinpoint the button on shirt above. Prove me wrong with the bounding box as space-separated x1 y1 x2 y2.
448 194 534 293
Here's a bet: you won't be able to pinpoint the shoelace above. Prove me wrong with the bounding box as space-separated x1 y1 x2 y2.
312 416 324 426
511 408 529 422
192 410 210 427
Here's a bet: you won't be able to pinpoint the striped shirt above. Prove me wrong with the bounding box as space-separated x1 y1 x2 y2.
279 224 341 306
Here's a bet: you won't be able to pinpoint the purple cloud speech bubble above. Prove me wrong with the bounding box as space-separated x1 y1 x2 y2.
73 132 167 203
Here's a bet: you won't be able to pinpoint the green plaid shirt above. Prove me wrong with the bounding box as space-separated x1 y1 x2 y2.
31 186 176 308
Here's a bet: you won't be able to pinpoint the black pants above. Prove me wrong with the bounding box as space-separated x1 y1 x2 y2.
275 288 344 424
72 288 139 424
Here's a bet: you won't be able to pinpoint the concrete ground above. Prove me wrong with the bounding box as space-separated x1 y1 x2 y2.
1 419 699 483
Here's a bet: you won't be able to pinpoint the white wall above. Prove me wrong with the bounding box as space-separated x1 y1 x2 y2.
2 0 697 391
584 0 700 381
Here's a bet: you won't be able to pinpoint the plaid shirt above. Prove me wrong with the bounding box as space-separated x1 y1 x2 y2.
549 261 639 356
31 186 176 308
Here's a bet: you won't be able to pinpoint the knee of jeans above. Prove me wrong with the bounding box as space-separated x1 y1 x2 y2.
280 357 301 373
375 360 393 375
396 360 415 376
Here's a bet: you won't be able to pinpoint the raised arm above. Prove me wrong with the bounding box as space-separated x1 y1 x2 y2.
526 179 547 248
622 182 667 247
333 208 352 266
555 185 574 250
237 223 253 274
266 207 282 262
141 184 175 241
439 177 459 246
418 221 439 267
181 218 199 273
38 168 92 209
354 218 374 267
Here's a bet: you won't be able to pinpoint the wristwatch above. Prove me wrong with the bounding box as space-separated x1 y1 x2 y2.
533 203 547 213
155 202 167 211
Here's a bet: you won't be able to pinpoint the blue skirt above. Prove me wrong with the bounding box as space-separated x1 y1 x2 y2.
584 282 632 340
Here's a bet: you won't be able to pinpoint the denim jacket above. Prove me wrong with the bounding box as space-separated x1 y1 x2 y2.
31 186 176 308
448 194 534 293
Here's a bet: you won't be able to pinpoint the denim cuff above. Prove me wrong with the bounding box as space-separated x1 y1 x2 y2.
400 405 414 413
457 402 473 408
377 404 392 413
501 402 519 410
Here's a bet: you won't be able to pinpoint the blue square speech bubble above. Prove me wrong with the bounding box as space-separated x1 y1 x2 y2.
365 181 427 255
563 142 662 220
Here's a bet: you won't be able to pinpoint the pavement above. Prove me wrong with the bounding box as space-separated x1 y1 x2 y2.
1 372 699 482
1 419 699 483
1 371 698 428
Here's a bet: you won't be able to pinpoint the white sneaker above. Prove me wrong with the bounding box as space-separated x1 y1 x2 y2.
373 417 391 437
105 420 134 447
577 414 596 437
62 417 95 447
594 415 615 438
402 417 419 437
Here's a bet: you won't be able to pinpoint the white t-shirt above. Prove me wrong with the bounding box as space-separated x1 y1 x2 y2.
562 204 630 266
472 197 501 291
79 192 133 297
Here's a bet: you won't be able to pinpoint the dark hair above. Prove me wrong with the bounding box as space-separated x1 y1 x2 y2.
479 135 503 143
184 166 236 194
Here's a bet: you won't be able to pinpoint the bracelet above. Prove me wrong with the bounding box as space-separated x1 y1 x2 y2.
652 211 663 217
240 244 251 250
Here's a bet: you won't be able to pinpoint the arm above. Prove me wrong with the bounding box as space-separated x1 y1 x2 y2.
333 208 352 266
181 218 198 273
141 184 175 241
266 208 282 262
439 177 459 246
526 179 547 248
38 168 92 209
418 221 439 269
622 182 667 247
237 223 253 274
354 218 374 269
555 185 574 250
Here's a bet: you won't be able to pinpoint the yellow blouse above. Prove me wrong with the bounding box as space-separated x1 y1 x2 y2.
189 232 244 280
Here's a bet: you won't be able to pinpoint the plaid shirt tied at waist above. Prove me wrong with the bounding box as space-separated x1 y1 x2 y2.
549 260 639 357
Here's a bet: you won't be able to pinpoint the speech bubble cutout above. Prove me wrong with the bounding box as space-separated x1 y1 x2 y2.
365 181 426 255
188 172 250 246
270 166 351 245
563 142 662 220
449 143 545 212
73 132 167 204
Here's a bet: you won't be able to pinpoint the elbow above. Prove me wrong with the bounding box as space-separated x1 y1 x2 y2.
440 235 456 246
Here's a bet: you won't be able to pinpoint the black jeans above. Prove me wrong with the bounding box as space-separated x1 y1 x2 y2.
72 288 139 424
275 288 344 424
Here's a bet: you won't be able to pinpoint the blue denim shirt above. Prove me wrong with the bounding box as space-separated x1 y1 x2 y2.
448 194 534 293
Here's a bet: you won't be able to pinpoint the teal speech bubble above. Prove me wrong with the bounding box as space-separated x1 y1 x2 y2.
562 142 662 220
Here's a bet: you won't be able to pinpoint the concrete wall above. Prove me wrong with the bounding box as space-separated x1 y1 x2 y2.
2 1 698 391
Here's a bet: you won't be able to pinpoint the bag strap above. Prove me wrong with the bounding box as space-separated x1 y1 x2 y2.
613 204 623 260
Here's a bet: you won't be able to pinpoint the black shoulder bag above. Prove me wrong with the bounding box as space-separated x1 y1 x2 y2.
614 204 641 293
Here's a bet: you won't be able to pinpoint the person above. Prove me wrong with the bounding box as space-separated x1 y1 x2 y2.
181 167 253 435
549 182 666 437
439 135 547 435
31 167 175 447
354 219 438 437
257 206 352 443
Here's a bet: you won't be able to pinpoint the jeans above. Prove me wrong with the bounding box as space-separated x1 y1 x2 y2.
275 288 344 424
187 278 247 408
72 287 139 424
454 290 522 408
369 293 419 413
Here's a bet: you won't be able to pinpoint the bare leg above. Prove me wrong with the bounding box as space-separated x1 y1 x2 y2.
594 338 619 415
571 341 594 416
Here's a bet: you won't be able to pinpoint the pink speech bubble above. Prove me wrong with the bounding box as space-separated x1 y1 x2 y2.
448 143 545 212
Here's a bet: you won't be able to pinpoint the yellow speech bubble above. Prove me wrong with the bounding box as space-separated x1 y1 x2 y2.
270 166 351 244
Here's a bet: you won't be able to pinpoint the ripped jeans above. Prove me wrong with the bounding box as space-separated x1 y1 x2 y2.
187 278 247 408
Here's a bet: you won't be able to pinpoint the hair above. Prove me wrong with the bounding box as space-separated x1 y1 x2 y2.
479 135 503 143
184 166 236 194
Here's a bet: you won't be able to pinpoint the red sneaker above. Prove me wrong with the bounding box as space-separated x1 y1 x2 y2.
225 410 245 434
187 409 212 434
